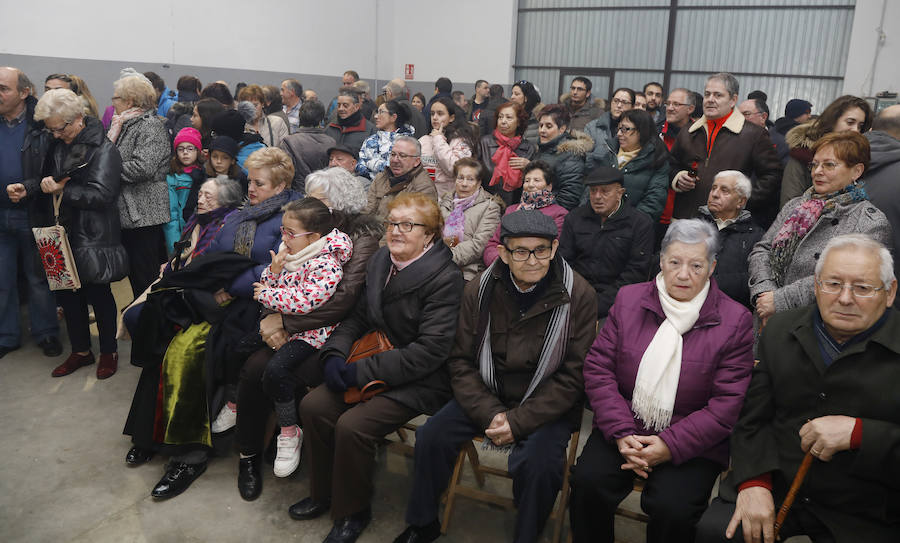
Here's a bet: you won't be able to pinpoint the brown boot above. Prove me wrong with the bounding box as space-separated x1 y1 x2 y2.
97 353 118 379
51 352 95 377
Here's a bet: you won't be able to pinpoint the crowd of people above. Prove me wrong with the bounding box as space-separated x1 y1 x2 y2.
2 62 899 543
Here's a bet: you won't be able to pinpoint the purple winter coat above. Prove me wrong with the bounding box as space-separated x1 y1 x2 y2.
584 279 753 467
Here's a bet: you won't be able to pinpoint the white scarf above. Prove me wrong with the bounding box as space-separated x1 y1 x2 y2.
280 235 328 272
631 273 709 432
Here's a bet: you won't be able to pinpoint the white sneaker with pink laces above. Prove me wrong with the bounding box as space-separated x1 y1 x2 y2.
274 428 302 477
211 404 237 434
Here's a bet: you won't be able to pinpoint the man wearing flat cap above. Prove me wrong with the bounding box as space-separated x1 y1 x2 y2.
393 210 598 543
559 166 654 319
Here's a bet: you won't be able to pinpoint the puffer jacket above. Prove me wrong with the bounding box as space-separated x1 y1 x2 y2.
478 132 536 207
604 141 670 221
114 111 171 229
558 201 654 318
356 124 415 180
748 191 892 313
38 115 128 284
256 228 353 348
533 130 593 211
585 279 753 467
319 241 464 415
697 206 763 309
281 214 384 333
419 134 474 198
438 189 503 281
584 112 619 172
779 121 816 207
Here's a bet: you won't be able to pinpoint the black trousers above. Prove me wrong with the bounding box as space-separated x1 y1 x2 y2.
56 283 118 354
695 497 836 543
121 224 166 297
570 429 721 543
405 399 571 543
235 342 322 455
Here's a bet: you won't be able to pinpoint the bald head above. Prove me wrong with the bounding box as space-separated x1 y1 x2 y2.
0 67 33 121
384 78 407 100
873 104 900 140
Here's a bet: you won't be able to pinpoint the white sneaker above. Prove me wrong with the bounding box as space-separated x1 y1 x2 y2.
211 404 237 434
273 429 302 478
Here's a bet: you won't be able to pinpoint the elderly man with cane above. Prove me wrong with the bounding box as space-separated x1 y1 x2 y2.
696 233 900 543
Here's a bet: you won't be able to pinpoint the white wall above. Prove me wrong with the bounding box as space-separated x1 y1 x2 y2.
844 0 900 97
0 0 517 87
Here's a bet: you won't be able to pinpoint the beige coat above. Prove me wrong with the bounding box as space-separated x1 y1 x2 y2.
365 165 437 222
438 189 503 281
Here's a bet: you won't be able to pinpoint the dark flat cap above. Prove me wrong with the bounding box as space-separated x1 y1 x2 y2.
500 209 558 241
327 144 357 157
583 166 624 186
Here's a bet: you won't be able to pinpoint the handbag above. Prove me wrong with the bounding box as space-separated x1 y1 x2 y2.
33 191 81 291
343 330 394 404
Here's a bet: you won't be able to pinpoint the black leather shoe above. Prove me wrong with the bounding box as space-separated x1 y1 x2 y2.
150 461 207 500
288 496 331 520
392 520 441 543
125 446 154 466
38 337 62 357
238 455 263 501
324 508 372 543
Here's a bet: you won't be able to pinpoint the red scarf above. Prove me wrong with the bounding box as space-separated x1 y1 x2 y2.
705 110 732 155
489 129 524 191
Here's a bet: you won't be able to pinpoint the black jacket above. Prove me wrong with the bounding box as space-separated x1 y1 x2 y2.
697 206 763 309
36 116 128 284
6 95 51 210
478 133 536 207
320 241 464 415
724 305 900 542
558 201 653 317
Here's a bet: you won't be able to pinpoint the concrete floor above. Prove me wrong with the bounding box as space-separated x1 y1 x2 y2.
0 283 809 543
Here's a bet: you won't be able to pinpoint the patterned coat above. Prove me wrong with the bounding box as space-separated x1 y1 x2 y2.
114 111 172 229
256 228 353 348
356 124 415 180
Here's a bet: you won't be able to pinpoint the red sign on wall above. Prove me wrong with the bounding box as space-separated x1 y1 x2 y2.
404 64 414 80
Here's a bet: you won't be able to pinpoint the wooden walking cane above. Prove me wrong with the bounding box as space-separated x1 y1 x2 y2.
773 451 814 540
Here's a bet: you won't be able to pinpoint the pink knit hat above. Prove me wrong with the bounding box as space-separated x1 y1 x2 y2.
174 127 202 151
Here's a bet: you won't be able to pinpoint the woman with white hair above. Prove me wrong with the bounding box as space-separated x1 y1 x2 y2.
108 71 172 296
25 89 127 378
233 166 383 500
697 170 763 308
571 218 754 543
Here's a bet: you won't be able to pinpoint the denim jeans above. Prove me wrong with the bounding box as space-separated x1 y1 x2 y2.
0 207 59 348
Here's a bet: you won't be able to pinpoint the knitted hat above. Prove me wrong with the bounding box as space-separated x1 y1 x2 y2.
209 135 238 158
583 166 624 186
173 127 202 151
210 109 246 141
500 209 558 241
785 99 812 119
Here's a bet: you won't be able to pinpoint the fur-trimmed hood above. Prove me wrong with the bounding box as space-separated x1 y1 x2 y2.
549 130 595 157
785 121 817 150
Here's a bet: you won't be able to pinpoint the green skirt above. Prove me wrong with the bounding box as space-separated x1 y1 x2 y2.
155 322 212 447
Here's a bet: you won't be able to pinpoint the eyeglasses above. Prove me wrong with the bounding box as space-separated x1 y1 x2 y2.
176 145 197 153
612 98 633 106
280 226 313 239
456 175 478 183
375 109 392 116
816 278 885 298
616 126 636 134
504 245 553 262
664 101 689 109
45 121 71 135
389 151 419 160
570 86 588 92
383 221 426 233
111 95 123 101
808 161 842 172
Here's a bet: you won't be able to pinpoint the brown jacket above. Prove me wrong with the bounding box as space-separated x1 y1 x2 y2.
365 165 437 221
438 189 503 281
670 110 782 220
448 258 598 439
